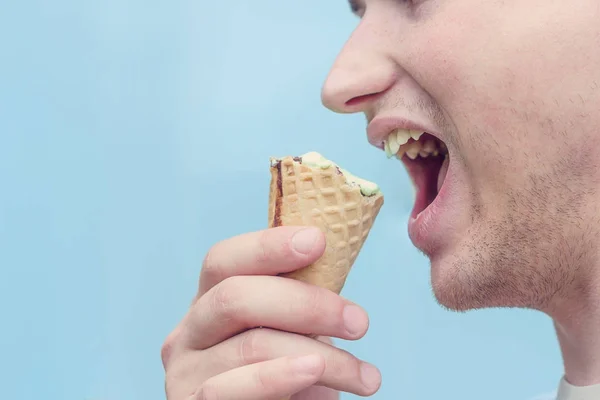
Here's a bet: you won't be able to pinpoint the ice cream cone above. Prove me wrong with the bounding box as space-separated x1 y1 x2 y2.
268 153 384 295
269 153 383 400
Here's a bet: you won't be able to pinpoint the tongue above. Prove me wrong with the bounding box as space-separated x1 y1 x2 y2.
437 156 449 193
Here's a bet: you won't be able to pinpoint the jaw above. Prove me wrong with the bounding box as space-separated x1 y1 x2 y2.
427 175 600 313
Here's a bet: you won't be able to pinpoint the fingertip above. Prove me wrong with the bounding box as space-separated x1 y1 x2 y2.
290 227 326 257
342 304 370 339
360 362 382 394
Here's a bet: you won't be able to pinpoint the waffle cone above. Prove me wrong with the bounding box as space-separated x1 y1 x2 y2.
268 155 384 295
269 155 383 400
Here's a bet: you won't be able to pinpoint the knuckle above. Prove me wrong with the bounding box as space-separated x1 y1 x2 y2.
329 348 359 378
257 228 293 264
255 230 271 264
161 327 182 368
301 286 329 326
202 245 225 284
209 276 243 321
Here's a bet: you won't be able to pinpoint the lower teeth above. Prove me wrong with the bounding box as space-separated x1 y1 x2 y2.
393 138 447 160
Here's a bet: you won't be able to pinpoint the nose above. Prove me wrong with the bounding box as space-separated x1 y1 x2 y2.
321 29 398 114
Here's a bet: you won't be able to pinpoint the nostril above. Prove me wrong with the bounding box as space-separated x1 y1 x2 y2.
346 93 379 108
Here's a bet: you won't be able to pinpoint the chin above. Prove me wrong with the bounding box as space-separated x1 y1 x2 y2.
429 254 478 312
427 247 539 313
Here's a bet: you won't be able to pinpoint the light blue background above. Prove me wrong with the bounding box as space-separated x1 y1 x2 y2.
0 1 562 399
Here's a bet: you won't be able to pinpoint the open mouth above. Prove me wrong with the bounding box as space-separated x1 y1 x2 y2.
382 130 449 219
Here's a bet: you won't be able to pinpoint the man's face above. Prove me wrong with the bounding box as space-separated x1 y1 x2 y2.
322 0 600 311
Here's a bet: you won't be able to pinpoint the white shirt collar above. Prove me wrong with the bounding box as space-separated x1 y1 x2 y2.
556 378 600 400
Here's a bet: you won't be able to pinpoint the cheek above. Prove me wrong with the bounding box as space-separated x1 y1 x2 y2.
408 4 515 155
409 1 600 178
407 14 519 183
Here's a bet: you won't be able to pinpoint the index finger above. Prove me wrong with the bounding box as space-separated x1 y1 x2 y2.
197 226 325 298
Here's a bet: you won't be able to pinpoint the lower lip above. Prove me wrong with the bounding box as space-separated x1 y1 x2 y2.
406 157 453 255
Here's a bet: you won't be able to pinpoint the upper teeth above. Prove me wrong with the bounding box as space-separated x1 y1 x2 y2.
411 130 424 141
383 129 446 159
384 129 424 158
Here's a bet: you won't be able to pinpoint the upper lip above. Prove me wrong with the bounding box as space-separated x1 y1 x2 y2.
367 116 447 149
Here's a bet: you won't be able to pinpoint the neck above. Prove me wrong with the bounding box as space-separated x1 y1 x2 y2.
550 277 600 386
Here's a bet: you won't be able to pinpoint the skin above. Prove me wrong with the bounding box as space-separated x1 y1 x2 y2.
162 0 600 398
161 227 378 400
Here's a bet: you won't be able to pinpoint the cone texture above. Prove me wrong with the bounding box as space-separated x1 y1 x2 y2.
269 156 384 295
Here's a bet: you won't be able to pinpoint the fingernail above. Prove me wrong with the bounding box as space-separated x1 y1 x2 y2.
290 354 322 373
291 228 319 255
343 305 369 336
360 362 382 392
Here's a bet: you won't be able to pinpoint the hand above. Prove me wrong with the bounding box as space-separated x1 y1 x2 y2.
161 226 382 400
